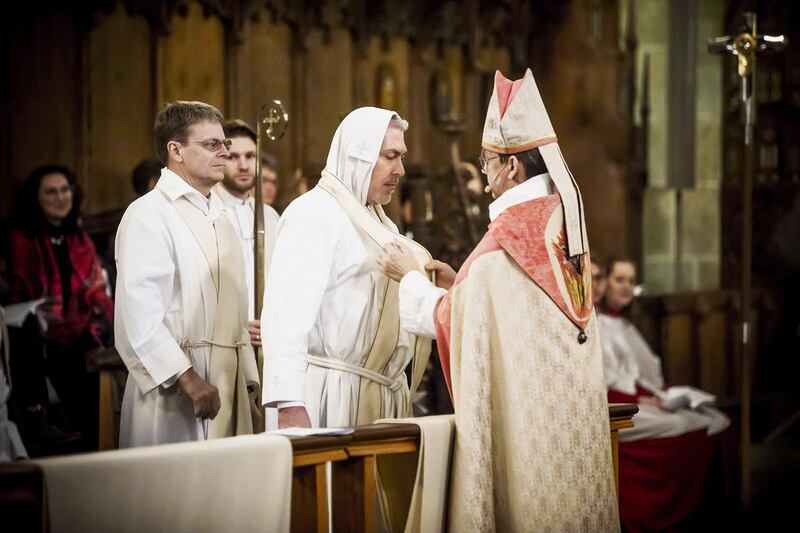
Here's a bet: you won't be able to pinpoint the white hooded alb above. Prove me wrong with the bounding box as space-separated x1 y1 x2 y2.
261 107 418 427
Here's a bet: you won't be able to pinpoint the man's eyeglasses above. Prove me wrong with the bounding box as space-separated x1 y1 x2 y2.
478 154 501 174
185 138 233 153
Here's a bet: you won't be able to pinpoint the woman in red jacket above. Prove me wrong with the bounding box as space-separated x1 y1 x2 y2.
8 165 113 451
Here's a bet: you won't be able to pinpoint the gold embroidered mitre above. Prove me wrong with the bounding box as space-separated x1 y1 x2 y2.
482 68 557 154
481 68 589 257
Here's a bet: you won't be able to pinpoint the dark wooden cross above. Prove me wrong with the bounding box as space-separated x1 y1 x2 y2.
707 12 786 510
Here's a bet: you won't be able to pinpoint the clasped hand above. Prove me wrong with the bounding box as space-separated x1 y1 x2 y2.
377 240 457 290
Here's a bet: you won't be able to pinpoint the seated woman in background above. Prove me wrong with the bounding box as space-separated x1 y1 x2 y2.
598 257 731 532
7 165 113 452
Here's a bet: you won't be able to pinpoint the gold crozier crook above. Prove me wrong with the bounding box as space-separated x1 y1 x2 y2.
253 100 289 431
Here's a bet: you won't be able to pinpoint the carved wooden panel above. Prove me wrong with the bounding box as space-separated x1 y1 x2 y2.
532 0 631 263
663 313 694 385
1 10 81 214
85 6 153 213
350 35 409 225
156 1 226 112
353 36 408 114
228 11 295 207
405 46 446 169
303 28 353 168
698 309 729 397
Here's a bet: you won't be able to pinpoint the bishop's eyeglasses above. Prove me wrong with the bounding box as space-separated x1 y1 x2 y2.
478 154 501 174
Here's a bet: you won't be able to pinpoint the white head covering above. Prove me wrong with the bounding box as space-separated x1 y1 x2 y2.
324 106 400 205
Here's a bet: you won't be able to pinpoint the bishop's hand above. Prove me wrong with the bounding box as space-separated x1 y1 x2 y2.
425 260 456 290
377 240 421 282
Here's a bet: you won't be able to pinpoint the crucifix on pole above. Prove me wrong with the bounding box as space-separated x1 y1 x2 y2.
707 12 786 510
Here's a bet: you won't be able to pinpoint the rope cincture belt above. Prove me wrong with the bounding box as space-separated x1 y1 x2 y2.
304 354 406 392
181 340 247 351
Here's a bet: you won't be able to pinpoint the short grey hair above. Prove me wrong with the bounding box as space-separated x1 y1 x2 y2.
154 101 224 165
389 114 409 131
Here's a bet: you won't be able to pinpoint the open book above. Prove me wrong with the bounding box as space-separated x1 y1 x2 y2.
268 427 354 437
2 298 49 330
655 386 717 411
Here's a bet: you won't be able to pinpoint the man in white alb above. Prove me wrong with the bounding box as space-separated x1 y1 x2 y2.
213 119 280 429
262 107 433 429
115 101 259 446
214 120 280 323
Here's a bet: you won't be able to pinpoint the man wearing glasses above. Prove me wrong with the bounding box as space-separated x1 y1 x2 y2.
115 101 260 446
214 120 280 335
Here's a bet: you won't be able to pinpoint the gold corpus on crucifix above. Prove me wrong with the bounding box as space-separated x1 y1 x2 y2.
707 12 786 510
252 100 288 432
708 14 786 146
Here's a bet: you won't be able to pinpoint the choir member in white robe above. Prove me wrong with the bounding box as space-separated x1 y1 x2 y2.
213 119 280 430
261 107 432 429
115 102 259 447
598 258 730 531
213 120 280 320
598 259 729 440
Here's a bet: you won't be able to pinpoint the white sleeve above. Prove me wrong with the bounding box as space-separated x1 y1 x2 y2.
261 204 342 406
115 207 191 390
275 401 306 409
263 205 281 261
261 205 282 281
399 270 446 339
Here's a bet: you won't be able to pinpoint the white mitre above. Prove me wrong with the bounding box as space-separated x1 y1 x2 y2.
482 68 589 257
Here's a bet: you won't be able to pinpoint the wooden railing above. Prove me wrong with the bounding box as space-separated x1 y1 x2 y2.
632 289 780 406
286 404 638 533
288 424 419 532
1 404 637 533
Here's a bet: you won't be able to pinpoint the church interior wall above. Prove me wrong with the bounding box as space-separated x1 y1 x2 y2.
85 5 154 215
1 9 83 216
2 0 633 265
3 2 798 521
531 0 632 268
227 10 294 197
636 0 725 294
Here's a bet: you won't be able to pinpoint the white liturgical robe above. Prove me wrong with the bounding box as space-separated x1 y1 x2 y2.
598 312 730 441
212 184 280 319
262 107 429 427
115 168 258 447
